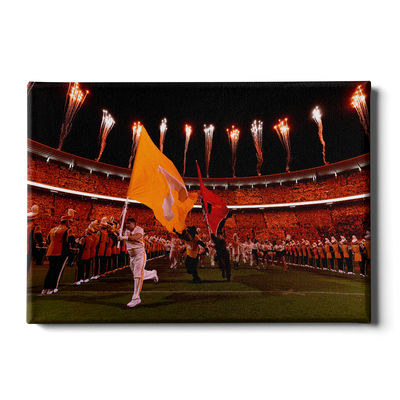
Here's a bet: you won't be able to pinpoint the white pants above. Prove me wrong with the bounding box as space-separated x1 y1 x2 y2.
129 251 158 300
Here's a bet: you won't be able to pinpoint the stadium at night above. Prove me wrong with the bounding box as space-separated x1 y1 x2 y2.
27 82 370 323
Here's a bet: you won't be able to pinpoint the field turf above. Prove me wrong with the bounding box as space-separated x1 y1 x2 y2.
27 256 371 324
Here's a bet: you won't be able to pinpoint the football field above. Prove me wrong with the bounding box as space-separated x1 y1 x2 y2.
27 256 371 324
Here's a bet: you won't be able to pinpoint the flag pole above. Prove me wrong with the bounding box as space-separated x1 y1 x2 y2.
196 161 212 238
117 196 129 248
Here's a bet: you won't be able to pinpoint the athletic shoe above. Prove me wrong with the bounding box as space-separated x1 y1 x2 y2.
127 298 141 308
90 276 96 280
84 279 89 283
41 289 48 295
53 289 58 293
47 290 54 295
73 281 81 286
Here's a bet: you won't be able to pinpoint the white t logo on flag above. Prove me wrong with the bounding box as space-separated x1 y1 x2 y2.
158 165 188 221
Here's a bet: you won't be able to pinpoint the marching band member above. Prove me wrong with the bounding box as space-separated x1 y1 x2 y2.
89 221 101 280
340 236 354 275
324 238 335 271
318 240 327 270
301 239 308 267
27 205 43 271
312 242 320 269
97 217 109 277
331 236 344 273
364 231 371 277
42 209 76 295
306 240 313 268
351 236 365 276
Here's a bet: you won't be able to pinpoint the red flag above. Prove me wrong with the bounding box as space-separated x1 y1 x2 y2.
196 161 231 236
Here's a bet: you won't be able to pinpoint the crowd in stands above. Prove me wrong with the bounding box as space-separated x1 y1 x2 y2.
28 152 370 281
28 154 369 206
28 186 369 246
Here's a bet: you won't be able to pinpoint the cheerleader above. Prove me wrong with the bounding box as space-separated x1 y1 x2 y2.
249 237 259 268
231 233 241 270
265 240 273 268
208 238 216 268
169 232 179 268
274 240 288 272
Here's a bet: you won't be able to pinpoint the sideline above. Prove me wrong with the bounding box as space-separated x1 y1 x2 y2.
34 289 369 296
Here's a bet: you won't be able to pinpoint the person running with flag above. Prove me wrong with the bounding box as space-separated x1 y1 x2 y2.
119 217 158 308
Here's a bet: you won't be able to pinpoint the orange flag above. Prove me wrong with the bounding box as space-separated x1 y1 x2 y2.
127 126 198 233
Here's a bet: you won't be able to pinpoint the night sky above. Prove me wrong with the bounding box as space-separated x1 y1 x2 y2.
28 82 370 178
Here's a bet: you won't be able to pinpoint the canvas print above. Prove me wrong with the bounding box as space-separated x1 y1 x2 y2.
27 82 371 323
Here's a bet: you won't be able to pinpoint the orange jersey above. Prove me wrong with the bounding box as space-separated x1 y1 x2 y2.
332 243 341 259
91 233 100 258
364 239 370 259
81 234 93 260
324 244 332 259
97 230 109 257
46 225 69 257
352 244 362 262
186 235 200 258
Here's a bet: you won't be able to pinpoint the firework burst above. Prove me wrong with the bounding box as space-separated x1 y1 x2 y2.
95 110 115 162
159 118 167 153
226 125 240 178
182 124 192 177
58 82 89 150
351 85 370 139
128 122 142 168
273 118 291 172
312 106 327 164
204 124 214 178
251 120 263 176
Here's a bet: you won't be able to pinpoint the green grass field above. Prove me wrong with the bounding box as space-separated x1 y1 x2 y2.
27 256 371 324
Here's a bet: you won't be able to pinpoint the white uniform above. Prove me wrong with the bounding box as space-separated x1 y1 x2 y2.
125 226 158 285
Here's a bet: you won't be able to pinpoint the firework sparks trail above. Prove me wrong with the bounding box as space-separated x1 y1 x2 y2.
226 126 240 178
58 82 89 150
95 110 115 162
351 85 370 139
251 120 263 176
27 82 35 96
128 122 142 168
312 106 327 164
182 124 192 177
159 118 167 153
273 118 291 172
204 124 214 178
